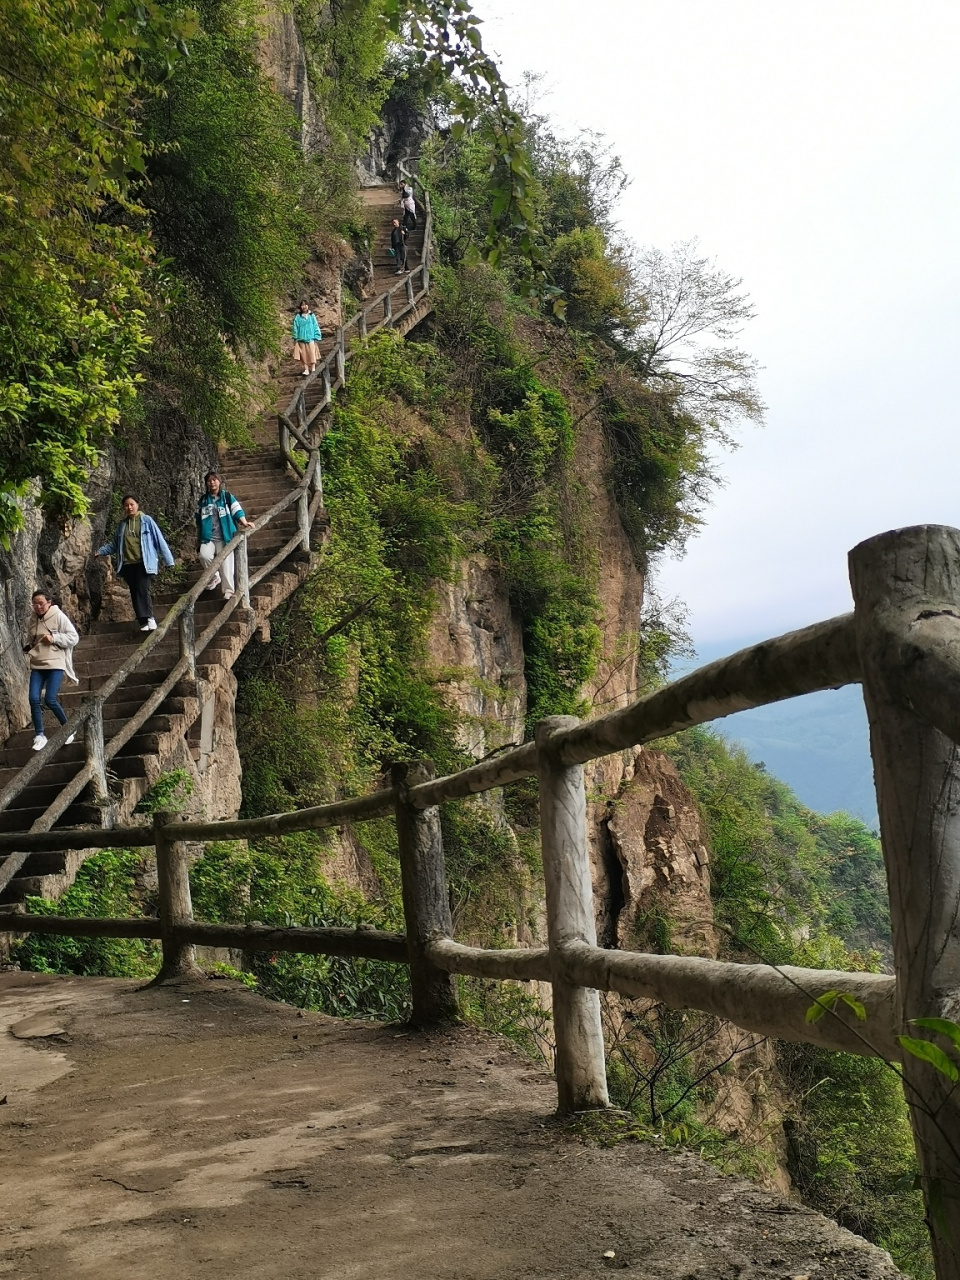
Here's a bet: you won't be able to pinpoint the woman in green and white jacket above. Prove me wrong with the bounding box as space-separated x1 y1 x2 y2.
195 472 253 600
292 301 322 377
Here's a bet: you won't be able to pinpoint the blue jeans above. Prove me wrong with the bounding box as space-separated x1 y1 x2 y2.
29 669 67 735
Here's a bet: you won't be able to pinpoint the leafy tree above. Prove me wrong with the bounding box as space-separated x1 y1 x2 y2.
0 0 196 542
628 240 765 438
138 0 315 436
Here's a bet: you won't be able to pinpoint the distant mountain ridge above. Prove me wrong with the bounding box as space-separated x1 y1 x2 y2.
677 640 878 828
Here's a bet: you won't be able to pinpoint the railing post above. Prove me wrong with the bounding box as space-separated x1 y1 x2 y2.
535 715 609 1113
359 309 368 338
297 391 308 438
392 761 459 1027
849 524 960 1278
236 535 251 608
336 332 346 385
406 275 415 307
309 451 324 507
179 602 196 680
152 809 198 981
297 488 310 554
384 292 392 324
84 704 113 828
322 365 331 409
279 414 290 460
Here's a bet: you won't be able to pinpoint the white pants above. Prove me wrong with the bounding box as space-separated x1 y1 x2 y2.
199 539 235 595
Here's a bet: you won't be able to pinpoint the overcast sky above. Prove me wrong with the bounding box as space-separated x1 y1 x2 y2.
478 0 960 653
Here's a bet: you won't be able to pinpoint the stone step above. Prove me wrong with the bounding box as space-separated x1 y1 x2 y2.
0 725 170 770
0 850 69 879
0 801 102 834
0 752 148 791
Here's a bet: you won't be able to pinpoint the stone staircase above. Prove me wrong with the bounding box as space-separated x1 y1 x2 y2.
0 179 432 908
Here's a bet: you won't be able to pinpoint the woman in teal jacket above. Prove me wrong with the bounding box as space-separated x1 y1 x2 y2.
195 471 253 600
292 301 322 377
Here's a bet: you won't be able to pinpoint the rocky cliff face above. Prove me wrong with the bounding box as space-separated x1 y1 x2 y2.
416 398 795 1184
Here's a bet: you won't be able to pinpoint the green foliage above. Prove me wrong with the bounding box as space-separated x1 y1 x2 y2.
428 267 604 725
0 0 195 541
134 767 194 814
14 849 158 977
441 801 535 939
297 0 390 155
419 86 765 565
190 836 410 1020
665 726 931 1274
666 726 889 965
459 977 552 1062
546 225 633 337
237 331 472 817
138 0 316 441
780 1041 932 1278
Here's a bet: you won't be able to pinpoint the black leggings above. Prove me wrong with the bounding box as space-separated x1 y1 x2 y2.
119 561 155 623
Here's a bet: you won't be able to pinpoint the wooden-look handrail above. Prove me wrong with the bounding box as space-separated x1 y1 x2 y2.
280 158 434 438
0 446 324 883
0 169 438 875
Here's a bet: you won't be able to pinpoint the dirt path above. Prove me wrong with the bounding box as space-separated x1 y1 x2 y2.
0 972 905 1280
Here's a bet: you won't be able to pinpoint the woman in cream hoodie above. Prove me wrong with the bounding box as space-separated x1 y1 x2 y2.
24 590 79 751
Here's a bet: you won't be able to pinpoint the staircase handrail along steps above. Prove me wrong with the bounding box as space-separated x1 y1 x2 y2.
0 447 323 894
281 158 432 439
0 162 435 880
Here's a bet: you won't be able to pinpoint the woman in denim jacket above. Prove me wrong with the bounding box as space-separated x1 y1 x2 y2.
96 495 175 631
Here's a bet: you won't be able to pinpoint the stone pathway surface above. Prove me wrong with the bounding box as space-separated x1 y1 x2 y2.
0 972 906 1280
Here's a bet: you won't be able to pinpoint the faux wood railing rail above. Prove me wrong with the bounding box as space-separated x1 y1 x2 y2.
280 157 433 441
6 523 960 1274
0 447 323 896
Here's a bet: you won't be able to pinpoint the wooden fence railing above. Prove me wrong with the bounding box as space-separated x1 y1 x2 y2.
5 523 960 1271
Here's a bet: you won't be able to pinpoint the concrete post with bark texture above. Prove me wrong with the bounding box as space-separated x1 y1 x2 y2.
235 536 251 608
298 489 310 555
152 809 199 981
84 704 111 825
850 524 960 1280
179 605 196 680
536 715 610 1113
392 761 459 1027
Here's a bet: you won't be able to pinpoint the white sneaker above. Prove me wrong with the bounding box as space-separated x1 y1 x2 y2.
140 623 151 631
32 734 47 752
147 618 157 630
65 733 75 745
223 591 234 600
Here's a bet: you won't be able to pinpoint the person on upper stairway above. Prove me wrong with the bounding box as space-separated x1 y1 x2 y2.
400 188 417 231
195 471 253 601
23 590 79 752
96 496 175 633
292 301 321 378
390 218 407 274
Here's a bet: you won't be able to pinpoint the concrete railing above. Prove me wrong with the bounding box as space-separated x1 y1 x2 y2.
6 524 960 1273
